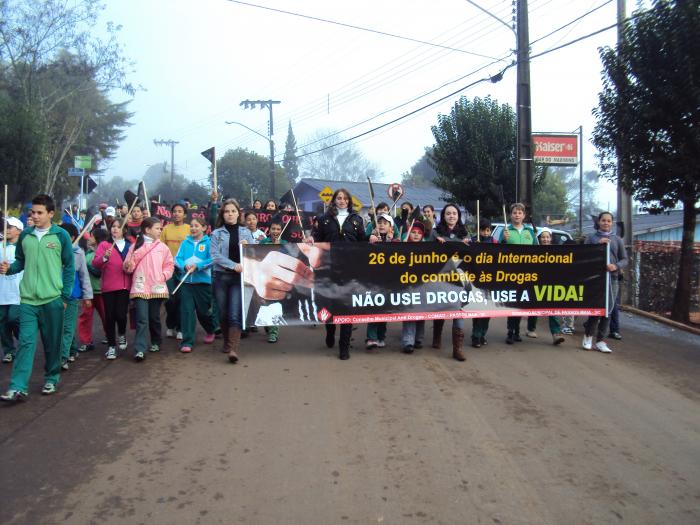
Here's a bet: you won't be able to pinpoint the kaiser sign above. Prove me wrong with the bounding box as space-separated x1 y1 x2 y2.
532 134 578 166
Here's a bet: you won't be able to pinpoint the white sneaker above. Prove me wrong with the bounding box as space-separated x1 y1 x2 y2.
366 339 378 349
166 329 175 338
106 347 117 360
595 341 613 353
376 340 386 348
118 335 127 351
526 331 538 338
582 335 593 350
176 331 183 340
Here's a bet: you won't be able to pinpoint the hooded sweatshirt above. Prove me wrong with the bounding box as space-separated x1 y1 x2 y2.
69 245 94 301
174 234 213 285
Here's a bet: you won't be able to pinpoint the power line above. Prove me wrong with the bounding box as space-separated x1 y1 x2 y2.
530 21 617 60
224 0 501 60
530 0 613 46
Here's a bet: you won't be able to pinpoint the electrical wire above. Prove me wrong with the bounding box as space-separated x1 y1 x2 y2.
224 0 501 60
530 0 613 46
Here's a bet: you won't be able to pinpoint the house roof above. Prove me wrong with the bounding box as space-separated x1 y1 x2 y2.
579 209 698 237
288 178 451 209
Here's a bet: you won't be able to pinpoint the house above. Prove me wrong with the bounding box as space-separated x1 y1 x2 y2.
579 209 700 241
281 178 451 215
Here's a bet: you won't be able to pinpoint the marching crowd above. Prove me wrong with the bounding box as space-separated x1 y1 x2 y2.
0 188 627 403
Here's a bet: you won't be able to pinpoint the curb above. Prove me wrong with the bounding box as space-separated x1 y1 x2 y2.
621 305 700 336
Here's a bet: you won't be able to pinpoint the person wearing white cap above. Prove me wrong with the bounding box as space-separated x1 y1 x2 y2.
0 217 24 363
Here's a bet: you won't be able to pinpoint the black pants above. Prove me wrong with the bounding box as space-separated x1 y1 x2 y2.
102 289 130 346
325 324 352 351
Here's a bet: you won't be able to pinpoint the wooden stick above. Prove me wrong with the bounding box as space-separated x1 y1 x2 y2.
403 219 415 242
502 204 508 229
63 208 81 229
290 188 305 235
2 185 7 260
141 181 150 217
366 177 377 228
279 216 292 238
172 268 194 294
73 213 100 247
477 199 480 243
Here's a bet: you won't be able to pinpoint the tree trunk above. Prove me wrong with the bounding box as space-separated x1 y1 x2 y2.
670 197 697 323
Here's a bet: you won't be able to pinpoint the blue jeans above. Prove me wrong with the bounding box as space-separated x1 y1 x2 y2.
402 321 425 347
213 272 242 329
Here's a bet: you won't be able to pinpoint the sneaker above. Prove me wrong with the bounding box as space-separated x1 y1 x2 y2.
41 383 56 395
414 341 423 349
402 345 414 354
105 347 117 360
166 329 175 338
78 343 94 352
552 333 565 345
68 354 76 362
134 351 145 361
267 332 278 343
376 340 386 348
480 336 488 346
561 327 573 335
203 333 215 344
61 361 69 371
2 353 13 363
471 338 481 348
526 330 538 338
365 339 378 349
513 333 523 342
595 341 613 353
118 335 128 350
339 348 350 360
101 338 108 345
582 335 593 350
180 346 192 353
149 344 160 353
608 332 622 340
0 389 27 402
176 331 183 340
506 332 514 345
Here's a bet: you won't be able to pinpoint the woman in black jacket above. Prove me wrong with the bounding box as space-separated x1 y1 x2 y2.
311 188 367 360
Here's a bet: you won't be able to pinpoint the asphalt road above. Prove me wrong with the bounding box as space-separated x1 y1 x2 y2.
1 313 699 525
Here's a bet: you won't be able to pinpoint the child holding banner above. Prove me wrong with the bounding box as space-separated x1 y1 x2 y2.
124 217 174 361
582 211 628 353
174 216 216 353
211 199 255 363
499 202 538 345
401 221 427 354
433 203 468 362
525 228 566 346
366 213 397 350
258 220 288 343
470 218 496 348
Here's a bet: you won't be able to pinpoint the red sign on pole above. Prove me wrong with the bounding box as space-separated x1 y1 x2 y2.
532 134 578 166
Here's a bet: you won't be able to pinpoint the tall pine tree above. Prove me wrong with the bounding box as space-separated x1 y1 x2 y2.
283 121 299 186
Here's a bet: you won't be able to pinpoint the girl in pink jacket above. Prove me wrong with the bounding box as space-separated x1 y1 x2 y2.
123 217 174 361
93 218 132 360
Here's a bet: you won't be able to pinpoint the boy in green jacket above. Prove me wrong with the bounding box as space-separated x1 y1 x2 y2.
499 202 538 345
0 194 75 402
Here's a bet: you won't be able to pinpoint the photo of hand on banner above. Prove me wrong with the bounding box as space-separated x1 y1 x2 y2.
242 242 608 326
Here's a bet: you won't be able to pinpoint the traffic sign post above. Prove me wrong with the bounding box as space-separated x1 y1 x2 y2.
318 186 333 203
74 156 92 169
67 168 85 177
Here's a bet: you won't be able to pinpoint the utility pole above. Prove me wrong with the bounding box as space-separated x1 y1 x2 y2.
240 99 281 199
153 139 179 185
516 0 533 213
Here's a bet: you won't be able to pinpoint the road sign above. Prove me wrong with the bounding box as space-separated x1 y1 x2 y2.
201 147 215 163
68 168 85 177
318 186 333 203
532 134 578 166
352 195 363 210
387 183 404 201
74 155 92 169
86 176 97 194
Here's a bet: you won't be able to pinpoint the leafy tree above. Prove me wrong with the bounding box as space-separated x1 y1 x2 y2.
282 121 299 185
592 0 700 323
88 175 139 207
0 0 133 198
430 96 516 218
299 129 382 182
402 148 438 188
532 167 570 225
215 148 289 204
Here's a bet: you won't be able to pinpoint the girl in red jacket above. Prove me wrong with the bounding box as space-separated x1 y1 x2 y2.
93 218 132 360
123 218 174 361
